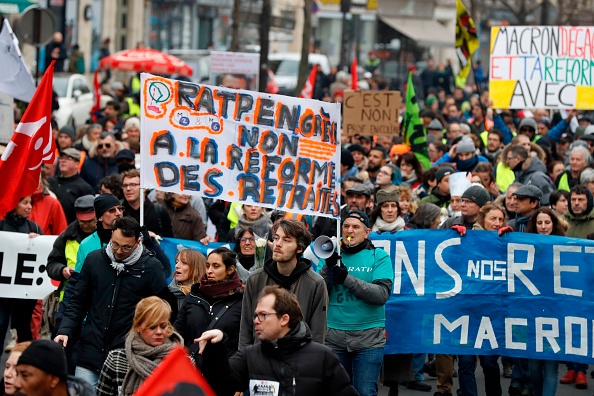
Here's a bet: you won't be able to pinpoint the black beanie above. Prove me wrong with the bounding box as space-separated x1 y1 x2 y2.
94 193 121 219
17 340 68 381
341 149 355 169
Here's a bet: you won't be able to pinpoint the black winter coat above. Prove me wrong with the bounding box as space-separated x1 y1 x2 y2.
58 247 169 373
46 220 94 281
174 284 242 359
202 322 358 396
48 174 95 224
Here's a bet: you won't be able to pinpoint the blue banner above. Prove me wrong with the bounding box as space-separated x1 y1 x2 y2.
160 230 594 363
376 230 594 364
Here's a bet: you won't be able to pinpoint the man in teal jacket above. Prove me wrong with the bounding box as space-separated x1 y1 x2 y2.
319 210 394 396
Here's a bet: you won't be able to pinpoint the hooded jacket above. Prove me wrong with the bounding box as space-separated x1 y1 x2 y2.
239 258 328 348
46 219 94 282
29 186 68 235
202 322 358 396
564 192 594 238
513 155 554 205
48 173 95 224
79 140 125 192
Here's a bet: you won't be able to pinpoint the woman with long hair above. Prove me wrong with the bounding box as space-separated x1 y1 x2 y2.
397 152 424 189
398 186 417 224
0 197 42 349
97 297 183 396
168 249 207 309
174 247 243 395
525 207 564 396
370 189 405 234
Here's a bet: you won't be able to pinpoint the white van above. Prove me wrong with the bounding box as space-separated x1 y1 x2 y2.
268 53 331 96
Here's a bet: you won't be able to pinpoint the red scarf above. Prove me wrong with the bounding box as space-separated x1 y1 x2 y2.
199 271 243 299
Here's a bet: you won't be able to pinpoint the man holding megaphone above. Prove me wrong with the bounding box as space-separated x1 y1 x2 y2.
318 210 394 396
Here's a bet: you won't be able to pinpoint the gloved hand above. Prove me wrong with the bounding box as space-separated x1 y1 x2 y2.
451 225 466 236
498 225 513 236
332 264 349 284
325 251 340 268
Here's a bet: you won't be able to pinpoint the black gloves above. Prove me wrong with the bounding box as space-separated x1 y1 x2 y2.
325 251 340 267
332 264 348 284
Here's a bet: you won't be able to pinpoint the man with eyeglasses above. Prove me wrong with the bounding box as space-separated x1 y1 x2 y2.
48 148 95 224
239 219 327 348
80 131 122 193
55 194 125 371
120 169 173 238
55 216 173 389
198 285 357 396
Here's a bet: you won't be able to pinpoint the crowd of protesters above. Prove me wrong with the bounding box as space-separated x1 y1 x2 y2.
2 51 594 396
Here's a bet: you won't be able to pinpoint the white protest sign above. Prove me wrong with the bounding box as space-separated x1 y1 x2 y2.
0 231 58 299
490 26 594 109
209 51 260 91
140 74 342 219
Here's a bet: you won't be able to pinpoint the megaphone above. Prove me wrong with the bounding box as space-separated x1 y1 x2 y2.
313 236 337 259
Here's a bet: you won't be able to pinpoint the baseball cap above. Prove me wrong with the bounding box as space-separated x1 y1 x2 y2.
75 195 96 221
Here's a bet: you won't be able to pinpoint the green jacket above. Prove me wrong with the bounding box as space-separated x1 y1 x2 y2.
564 207 594 238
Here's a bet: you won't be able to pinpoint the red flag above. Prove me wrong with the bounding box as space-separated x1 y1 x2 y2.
351 57 358 90
299 66 317 99
0 62 56 218
90 70 101 122
133 347 216 396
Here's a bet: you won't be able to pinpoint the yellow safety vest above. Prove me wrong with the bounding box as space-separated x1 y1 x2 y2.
496 162 516 192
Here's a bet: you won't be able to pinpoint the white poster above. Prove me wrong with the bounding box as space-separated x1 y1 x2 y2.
0 231 58 299
0 92 14 144
209 51 260 91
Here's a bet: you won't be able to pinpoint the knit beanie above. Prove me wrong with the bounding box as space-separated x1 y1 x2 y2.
59 125 76 141
462 185 490 207
435 166 455 183
17 340 68 381
456 136 476 154
94 193 121 219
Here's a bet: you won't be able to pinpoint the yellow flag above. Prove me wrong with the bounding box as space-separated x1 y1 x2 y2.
456 0 479 79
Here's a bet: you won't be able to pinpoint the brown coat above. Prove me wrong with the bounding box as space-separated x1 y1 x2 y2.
158 199 206 241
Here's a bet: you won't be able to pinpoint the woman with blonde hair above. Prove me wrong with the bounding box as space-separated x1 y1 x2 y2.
97 297 183 396
2 341 31 395
398 186 417 224
168 249 207 309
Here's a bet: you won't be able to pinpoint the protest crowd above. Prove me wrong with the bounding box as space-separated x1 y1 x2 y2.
2 4 594 396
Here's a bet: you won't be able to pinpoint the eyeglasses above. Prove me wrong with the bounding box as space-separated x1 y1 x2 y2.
460 198 474 205
378 169 392 176
506 156 517 162
110 240 137 253
240 237 255 244
106 206 125 214
98 143 111 150
253 312 280 322
122 183 140 189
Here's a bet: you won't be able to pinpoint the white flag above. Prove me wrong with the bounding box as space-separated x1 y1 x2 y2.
0 19 35 102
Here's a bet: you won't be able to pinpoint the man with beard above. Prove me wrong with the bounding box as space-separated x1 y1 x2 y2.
239 219 327 347
319 210 394 396
482 129 504 165
80 132 123 192
55 217 171 388
49 149 95 224
507 185 541 232
367 146 388 183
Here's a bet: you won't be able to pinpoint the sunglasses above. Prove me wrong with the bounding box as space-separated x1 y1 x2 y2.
98 143 112 150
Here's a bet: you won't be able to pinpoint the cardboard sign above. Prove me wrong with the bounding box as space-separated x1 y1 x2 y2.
490 26 594 109
342 90 401 136
209 51 260 91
